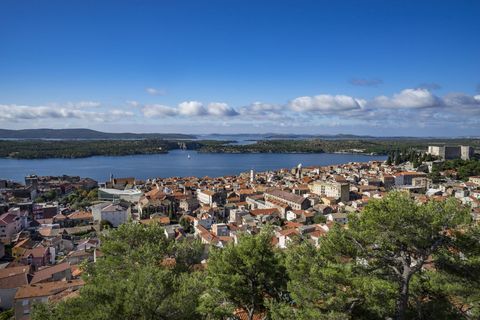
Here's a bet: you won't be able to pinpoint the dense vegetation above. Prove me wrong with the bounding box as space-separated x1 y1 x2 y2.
59 188 99 209
385 149 438 167
0 139 225 159
32 193 480 320
199 138 480 155
0 137 478 159
430 159 480 181
33 223 206 319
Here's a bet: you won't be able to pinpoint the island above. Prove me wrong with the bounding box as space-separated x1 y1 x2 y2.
0 137 479 159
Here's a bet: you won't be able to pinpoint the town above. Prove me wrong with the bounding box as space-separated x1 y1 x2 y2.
0 145 479 319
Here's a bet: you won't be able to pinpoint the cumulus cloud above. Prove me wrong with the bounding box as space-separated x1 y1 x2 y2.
207 102 239 117
145 87 167 96
178 101 207 116
141 104 178 118
0 104 133 122
289 95 366 113
4 87 480 132
349 78 383 87
443 93 480 115
371 88 442 109
239 102 283 115
141 101 239 118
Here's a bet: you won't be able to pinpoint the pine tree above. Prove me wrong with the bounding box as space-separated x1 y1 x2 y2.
386 154 393 165
394 151 401 165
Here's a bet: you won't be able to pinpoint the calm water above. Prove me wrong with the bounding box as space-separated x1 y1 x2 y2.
0 150 386 182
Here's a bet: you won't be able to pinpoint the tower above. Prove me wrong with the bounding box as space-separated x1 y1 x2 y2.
25 174 39 189
296 163 303 179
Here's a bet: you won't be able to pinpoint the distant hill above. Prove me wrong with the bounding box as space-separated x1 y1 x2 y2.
0 129 196 140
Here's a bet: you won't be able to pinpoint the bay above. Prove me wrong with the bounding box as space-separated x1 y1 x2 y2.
0 150 386 183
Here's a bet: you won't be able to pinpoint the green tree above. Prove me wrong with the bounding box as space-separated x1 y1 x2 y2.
31 222 205 320
0 309 13 320
199 228 287 320
99 219 113 230
335 193 471 320
386 154 393 166
276 193 477 320
272 224 398 320
313 214 327 224
179 216 194 233
394 151 401 165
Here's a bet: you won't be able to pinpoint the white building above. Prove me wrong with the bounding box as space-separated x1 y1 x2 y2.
311 181 350 202
92 202 131 227
197 189 225 206
98 188 143 203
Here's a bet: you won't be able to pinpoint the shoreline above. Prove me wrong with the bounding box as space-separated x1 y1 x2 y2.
1 149 385 160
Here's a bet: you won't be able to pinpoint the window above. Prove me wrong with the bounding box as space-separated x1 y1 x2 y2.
22 299 29 306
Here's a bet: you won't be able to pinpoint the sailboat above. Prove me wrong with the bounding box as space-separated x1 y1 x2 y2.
187 154 191 159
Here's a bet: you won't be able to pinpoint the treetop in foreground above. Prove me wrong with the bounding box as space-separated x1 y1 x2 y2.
31 193 480 320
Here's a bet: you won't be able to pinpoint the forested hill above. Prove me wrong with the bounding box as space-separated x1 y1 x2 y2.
0 129 196 140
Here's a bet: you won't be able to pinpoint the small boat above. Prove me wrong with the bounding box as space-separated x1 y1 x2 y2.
187 154 191 159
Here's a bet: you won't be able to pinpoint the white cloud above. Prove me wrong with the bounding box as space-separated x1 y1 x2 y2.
0 104 132 122
371 88 441 109
142 104 178 118
141 101 238 118
178 101 207 116
290 95 366 113
145 87 167 96
443 93 480 115
207 102 239 117
108 110 135 118
3 87 480 132
126 100 141 107
60 101 101 108
239 102 283 115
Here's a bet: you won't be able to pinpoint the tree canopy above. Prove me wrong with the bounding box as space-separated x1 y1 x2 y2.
273 193 480 320
32 193 480 320
32 222 205 320
199 227 287 320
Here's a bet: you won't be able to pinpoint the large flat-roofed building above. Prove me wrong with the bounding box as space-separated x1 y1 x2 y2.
310 181 350 202
98 188 143 203
264 189 309 210
393 172 427 186
427 145 473 160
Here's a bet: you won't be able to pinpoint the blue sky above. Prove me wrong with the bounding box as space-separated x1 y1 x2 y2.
0 0 479 136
